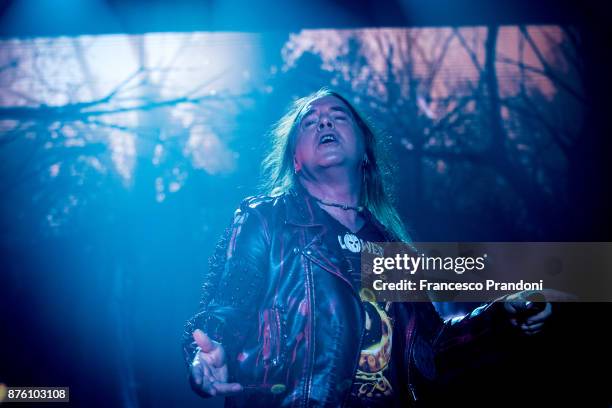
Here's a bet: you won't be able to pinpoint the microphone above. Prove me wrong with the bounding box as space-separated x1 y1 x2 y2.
523 291 546 313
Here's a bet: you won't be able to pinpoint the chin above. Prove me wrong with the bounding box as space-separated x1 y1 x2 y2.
316 156 347 168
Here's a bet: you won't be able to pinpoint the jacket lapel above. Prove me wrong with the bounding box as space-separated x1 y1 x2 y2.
284 183 366 288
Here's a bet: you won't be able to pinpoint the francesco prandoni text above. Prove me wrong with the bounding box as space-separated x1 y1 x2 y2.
372 279 544 292
371 254 544 292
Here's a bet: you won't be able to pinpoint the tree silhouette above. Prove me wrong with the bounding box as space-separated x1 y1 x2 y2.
281 26 587 240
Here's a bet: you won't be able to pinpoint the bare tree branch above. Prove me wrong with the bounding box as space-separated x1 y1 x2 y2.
452 28 484 73
519 26 586 105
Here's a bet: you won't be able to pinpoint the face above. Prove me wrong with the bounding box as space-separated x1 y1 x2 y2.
293 95 365 174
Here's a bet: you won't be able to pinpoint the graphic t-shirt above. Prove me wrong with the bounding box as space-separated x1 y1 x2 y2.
319 210 396 408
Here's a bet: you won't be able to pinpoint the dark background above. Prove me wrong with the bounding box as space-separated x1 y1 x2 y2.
1 0 611 406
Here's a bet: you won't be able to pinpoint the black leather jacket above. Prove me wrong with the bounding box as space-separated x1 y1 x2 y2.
183 184 511 407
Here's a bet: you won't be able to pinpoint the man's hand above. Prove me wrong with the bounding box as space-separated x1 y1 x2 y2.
504 291 552 336
190 329 243 397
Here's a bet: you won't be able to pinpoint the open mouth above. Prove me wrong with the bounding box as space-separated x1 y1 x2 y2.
318 133 338 145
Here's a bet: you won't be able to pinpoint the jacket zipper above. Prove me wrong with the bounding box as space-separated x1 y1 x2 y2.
302 250 316 408
269 307 283 366
301 249 366 408
405 309 418 403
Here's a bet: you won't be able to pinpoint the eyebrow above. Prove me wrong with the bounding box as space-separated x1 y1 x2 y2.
301 105 350 119
330 106 350 114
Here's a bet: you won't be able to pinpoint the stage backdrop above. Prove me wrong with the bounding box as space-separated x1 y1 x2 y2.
1 26 590 407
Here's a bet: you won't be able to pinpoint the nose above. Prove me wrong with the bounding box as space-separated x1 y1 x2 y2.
318 117 334 131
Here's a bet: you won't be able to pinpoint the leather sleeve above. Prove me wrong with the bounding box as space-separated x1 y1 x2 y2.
182 197 270 376
430 299 518 384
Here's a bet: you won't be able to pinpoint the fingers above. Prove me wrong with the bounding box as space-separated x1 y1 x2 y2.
504 298 527 315
190 355 242 397
194 380 243 397
200 346 226 369
521 321 545 336
191 357 214 395
189 340 240 398
525 303 552 324
516 303 551 335
199 351 219 371
190 354 218 396
507 299 552 335
193 329 216 353
199 354 214 381
199 377 217 397
510 300 534 314
506 300 548 317
505 302 520 314
191 352 214 383
505 291 547 316
193 330 227 368
197 350 229 382
521 321 544 331
212 382 243 395
191 357 204 385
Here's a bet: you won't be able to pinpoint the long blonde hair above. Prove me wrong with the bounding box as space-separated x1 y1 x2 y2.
261 88 410 242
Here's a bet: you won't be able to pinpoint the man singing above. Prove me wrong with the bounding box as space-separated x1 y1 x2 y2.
182 88 552 407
